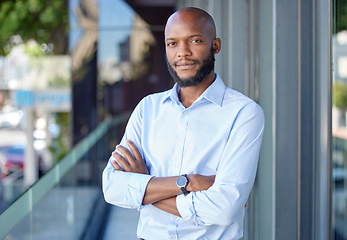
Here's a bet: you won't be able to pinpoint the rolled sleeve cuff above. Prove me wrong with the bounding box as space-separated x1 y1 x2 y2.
126 173 153 209
176 193 206 225
176 193 194 219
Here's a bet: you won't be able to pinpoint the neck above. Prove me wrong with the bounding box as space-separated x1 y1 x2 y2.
179 72 215 108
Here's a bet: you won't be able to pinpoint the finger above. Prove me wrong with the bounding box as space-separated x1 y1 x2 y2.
112 151 130 169
116 145 135 164
111 160 124 171
126 140 143 161
244 203 248 208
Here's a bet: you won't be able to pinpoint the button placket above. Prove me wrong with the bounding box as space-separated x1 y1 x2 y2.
170 110 191 176
179 110 190 174
167 215 179 240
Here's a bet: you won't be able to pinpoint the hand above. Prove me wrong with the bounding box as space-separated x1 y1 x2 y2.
111 140 149 175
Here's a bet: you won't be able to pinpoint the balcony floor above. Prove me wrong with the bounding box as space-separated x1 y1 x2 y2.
103 205 139 240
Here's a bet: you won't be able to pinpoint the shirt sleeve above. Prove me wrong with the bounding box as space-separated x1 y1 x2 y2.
176 102 265 226
102 98 153 209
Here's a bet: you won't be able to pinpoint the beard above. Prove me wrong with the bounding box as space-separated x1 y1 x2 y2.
166 46 215 88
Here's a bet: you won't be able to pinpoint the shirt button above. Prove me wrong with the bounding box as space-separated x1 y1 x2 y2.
170 236 176 240
178 135 183 140
184 111 189 116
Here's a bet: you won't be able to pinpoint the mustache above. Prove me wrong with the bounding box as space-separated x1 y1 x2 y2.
173 58 200 66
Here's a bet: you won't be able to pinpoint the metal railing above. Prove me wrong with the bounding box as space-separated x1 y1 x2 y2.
0 113 130 239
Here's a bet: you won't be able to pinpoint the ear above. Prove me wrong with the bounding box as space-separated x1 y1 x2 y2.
212 38 221 54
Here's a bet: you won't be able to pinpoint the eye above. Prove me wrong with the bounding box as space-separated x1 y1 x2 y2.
166 42 176 47
191 39 202 43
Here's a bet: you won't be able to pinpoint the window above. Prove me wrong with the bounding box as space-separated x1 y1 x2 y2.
332 1 347 239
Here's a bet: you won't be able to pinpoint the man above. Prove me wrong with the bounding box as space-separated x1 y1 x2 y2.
103 7 264 240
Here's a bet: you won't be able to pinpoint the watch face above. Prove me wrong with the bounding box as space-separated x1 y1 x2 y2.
177 175 188 187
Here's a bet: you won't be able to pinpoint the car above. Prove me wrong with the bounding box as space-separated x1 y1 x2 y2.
0 144 47 179
0 145 24 178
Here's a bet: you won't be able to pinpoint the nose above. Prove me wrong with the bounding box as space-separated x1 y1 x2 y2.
177 42 192 58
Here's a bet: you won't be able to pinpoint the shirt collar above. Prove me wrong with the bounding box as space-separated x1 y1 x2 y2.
162 73 226 107
161 84 180 105
200 73 225 107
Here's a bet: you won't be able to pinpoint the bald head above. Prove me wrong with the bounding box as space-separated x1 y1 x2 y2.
165 7 217 41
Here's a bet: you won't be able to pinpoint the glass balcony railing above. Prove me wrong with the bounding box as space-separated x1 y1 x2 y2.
0 112 130 239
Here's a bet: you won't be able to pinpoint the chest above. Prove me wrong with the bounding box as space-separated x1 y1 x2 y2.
141 103 237 176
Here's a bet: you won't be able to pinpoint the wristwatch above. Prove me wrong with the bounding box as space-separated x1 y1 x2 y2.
176 174 190 196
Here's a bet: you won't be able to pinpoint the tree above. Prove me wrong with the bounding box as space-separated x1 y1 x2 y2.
0 0 68 55
334 0 347 33
333 81 347 108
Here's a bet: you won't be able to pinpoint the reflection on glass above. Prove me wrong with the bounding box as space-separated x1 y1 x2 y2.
0 54 71 214
332 1 347 239
98 14 156 84
98 0 158 117
0 2 71 214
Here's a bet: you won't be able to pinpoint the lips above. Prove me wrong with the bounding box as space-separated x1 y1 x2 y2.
174 59 199 70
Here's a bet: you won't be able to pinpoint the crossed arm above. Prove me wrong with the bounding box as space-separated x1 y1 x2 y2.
111 140 215 216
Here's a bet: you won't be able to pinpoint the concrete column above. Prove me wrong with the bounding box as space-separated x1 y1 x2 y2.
43 111 53 170
24 108 37 188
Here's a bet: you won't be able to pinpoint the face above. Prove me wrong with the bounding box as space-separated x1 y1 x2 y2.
166 46 215 87
164 11 220 87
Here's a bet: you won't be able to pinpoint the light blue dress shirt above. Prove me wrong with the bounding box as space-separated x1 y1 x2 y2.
102 73 264 240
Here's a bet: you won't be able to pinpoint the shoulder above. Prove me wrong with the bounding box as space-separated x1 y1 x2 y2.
223 87 261 108
223 87 264 121
214 74 261 111
134 89 172 114
128 89 171 123
138 89 171 107
144 89 171 102
223 87 248 101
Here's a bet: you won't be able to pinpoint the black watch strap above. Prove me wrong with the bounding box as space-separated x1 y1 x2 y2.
180 186 189 196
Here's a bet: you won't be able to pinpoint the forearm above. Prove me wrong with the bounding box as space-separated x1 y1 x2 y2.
149 174 216 217
142 174 215 205
142 176 181 205
152 197 181 217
